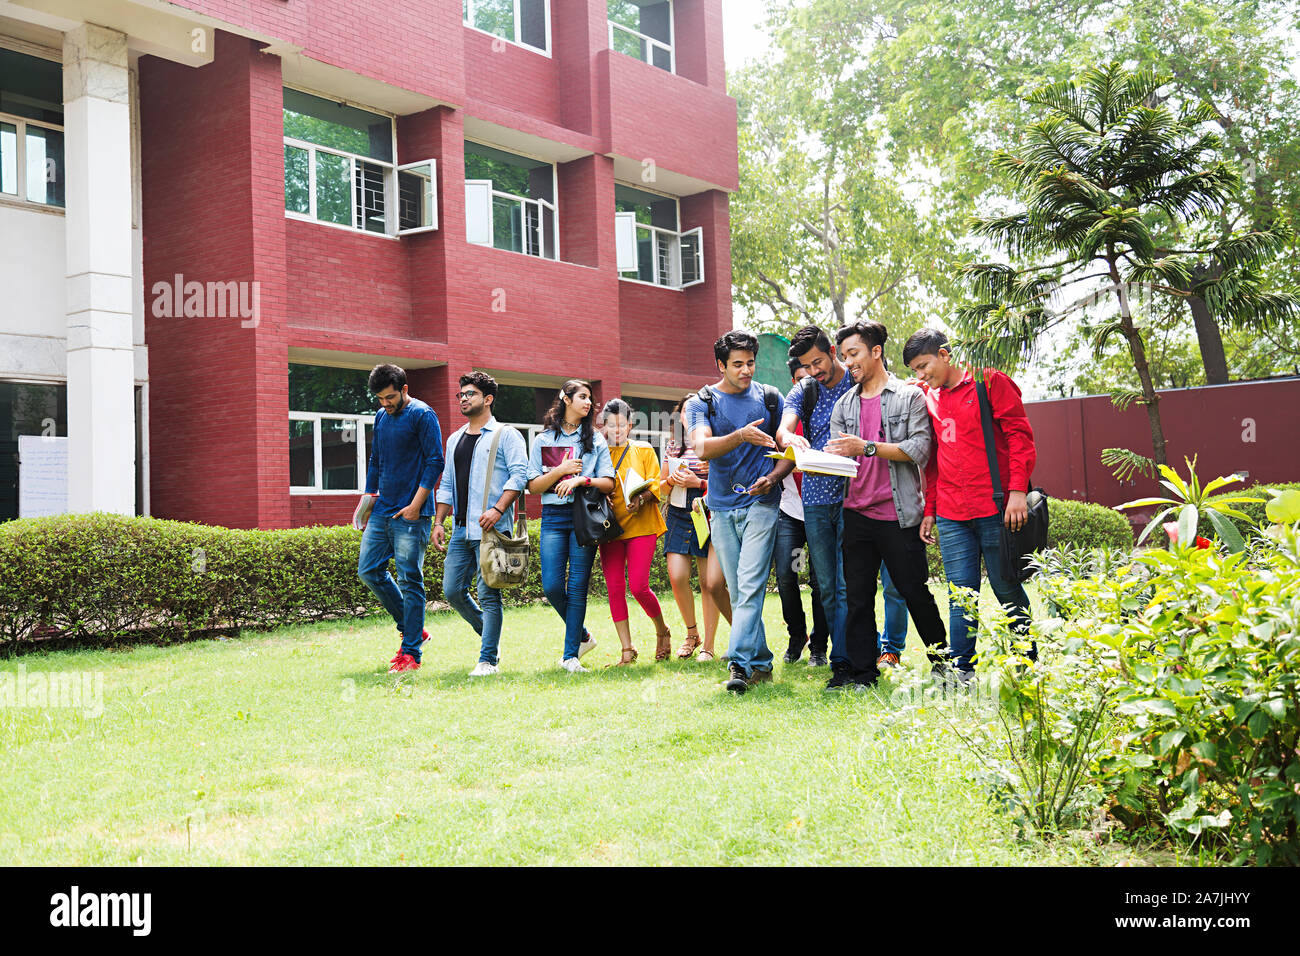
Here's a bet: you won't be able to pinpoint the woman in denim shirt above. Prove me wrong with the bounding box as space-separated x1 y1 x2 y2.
527 379 616 673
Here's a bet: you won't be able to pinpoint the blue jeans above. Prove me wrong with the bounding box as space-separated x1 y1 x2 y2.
802 502 848 667
442 524 504 666
936 514 1033 670
540 504 597 661
358 512 432 661
710 501 780 676
878 564 909 655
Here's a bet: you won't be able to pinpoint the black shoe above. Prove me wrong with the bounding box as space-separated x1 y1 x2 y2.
825 667 854 690
749 667 773 685
808 650 828 668
850 677 878 693
725 663 749 695
782 638 806 664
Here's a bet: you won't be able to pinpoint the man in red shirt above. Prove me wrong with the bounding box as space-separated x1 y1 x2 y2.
903 329 1037 682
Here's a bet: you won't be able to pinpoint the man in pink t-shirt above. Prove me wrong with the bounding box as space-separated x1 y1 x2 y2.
824 321 949 689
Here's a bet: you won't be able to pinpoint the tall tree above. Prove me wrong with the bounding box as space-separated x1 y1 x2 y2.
729 4 965 339
954 64 1298 465
732 0 1300 381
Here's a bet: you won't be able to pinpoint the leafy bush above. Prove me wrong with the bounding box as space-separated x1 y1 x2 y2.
0 514 692 645
1199 482 1300 541
1046 498 1134 551
957 475 1300 864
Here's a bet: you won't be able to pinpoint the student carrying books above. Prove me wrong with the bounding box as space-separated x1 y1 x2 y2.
598 399 672 665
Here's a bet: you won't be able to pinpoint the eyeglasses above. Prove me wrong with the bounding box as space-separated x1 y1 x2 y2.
457 390 481 400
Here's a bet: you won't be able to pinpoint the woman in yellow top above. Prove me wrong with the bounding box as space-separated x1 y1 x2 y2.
598 398 671 665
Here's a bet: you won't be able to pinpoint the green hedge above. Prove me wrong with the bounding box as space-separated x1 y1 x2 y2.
0 499 1135 645
921 498 1133 579
1198 482 1300 541
0 513 692 645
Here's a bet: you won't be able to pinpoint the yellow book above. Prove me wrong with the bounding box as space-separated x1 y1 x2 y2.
691 497 710 548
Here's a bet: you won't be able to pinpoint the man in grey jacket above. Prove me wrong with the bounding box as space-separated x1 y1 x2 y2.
824 321 949 689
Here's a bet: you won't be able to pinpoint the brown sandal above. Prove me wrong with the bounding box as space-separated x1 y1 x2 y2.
655 629 673 661
610 645 638 667
677 625 702 659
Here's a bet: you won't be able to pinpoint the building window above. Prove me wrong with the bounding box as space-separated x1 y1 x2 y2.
464 142 558 259
0 48 65 209
614 184 703 289
463 0 550 54
607 0 674 72
287 364 376 493
283 88 436 237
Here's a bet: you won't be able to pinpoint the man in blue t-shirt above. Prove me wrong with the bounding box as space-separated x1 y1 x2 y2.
357 363 444 675
776 325 909 678
684 330 794 695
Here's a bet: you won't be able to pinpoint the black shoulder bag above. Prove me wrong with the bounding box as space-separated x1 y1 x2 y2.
975 378 1049 582
573 445 628 548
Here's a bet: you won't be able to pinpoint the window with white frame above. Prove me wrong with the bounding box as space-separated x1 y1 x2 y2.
283 88 436 237
607 0 674 72
288 364 377 493
464 141 557 259
464 0 550 53
614 184 703 289
0 47 65 208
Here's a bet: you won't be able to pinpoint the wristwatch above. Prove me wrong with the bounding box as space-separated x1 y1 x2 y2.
863 440 877 457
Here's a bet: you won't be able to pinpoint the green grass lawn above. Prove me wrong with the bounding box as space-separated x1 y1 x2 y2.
0 589 1170 865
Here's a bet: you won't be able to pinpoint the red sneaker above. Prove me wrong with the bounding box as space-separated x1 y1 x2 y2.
391 630 429 665
388 653 420 674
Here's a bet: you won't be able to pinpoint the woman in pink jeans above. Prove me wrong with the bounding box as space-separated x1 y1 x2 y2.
598 399 671 664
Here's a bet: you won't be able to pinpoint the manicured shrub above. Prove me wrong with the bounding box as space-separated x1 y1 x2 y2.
1198 482 1300 541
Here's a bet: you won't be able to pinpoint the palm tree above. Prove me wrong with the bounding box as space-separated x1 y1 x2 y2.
953 63 1297 467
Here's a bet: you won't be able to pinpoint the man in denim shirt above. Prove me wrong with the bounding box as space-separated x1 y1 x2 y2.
358 364 444 674
825 322 948 689
433 372 529 677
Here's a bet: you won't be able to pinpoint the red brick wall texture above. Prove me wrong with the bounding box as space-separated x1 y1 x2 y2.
140 3 736 528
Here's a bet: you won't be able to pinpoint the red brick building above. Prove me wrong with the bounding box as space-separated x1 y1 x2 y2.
0 1 737 529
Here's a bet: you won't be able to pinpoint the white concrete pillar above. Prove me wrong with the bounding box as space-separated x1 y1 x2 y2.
63 24 136 514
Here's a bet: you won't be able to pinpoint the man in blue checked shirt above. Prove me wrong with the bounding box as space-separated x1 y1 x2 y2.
357 363 444 674
432 371 529 677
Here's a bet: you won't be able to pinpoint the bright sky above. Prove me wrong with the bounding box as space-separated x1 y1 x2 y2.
721 0 773 70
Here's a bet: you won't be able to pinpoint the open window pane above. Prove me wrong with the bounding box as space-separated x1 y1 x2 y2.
465 142 556 259
24 126 63 207
465 180 493 245
681 226 704 286
397 161 436 233
355 159 386 234
283 88 392 162
315 151 352 226
284 144 310 214
289 420 316 488
615 211 639 272
0 123 15 196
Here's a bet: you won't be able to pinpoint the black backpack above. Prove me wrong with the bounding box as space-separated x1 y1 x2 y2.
796 377 818 433
697 383 782 438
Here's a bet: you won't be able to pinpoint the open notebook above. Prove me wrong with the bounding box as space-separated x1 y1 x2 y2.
619 465 655 508
765 446 859 478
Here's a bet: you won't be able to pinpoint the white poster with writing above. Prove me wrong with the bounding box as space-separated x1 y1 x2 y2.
18 435 69 518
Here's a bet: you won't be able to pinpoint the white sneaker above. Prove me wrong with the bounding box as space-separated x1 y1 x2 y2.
578 637 597 658
560 657 588 674
468 661 499 677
